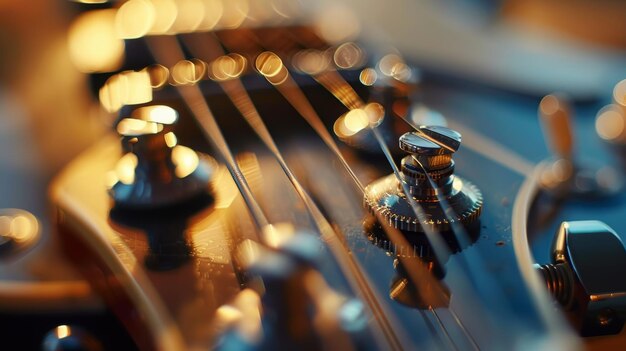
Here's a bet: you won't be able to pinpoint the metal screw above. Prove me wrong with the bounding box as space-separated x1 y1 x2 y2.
399 126 461 171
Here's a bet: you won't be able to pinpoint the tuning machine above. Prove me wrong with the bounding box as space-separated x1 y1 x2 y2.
107 105 216 209
216 224 368 350
364 126 482 233
538 94 622 197
536 221 626 336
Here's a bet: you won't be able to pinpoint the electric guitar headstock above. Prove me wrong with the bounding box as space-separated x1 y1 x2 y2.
46 1 626 350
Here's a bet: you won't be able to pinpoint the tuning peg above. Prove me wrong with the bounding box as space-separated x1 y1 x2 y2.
107 105 216 209
536 221 626 336
537 94 622 197
217 226 367 350
539 94 574 161
364 126 482 233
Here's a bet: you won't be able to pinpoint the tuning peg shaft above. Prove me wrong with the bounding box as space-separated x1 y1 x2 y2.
539 94 574 161
537 94 622 197
108 107 215 209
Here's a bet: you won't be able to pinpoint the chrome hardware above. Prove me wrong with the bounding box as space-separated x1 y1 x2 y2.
42 325 103 351
108 105 216 209
216 225 367 350
536 221 626 336
364 126 482 233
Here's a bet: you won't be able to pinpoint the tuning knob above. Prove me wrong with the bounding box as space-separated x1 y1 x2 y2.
535 221 626 336
364 126 482 233
538 94 622 197
108 107 215 209
216 226 367 350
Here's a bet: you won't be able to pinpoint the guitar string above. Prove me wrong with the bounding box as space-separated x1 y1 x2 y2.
210 29 468 350
235 32 468 350
397 113 530 321
145 34 407 351
180 32 409 351
240 29 470 350
141 27 465 350
145 35 269 230
307 67 492 351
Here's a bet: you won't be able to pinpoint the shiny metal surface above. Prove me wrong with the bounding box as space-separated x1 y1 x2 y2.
108 116 216 209
364 127 482 233
537 221 626 336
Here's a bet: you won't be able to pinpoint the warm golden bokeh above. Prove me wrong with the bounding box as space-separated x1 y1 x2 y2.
67 9 124 73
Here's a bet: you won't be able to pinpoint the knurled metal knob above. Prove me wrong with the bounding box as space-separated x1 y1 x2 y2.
364 126 482 233
108 106 215 209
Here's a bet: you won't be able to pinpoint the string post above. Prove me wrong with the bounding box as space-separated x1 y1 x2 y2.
364 126 482 233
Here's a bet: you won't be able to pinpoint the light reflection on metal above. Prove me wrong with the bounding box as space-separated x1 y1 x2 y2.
539 94 573 161
236 239 263 270
407 104 448 127
115 0 156 39
100 71 154 113
208 54 247 81
116 118 163 136
245 0 276 26
132 105 179 125
144 64 170 89
169 0 205 34
359 68 377 86
217 0 249 29
109 116 215 208
172 145 200 178
0 209 40 256
164 132 178 147
333 42 366 70
262 223 295 249
270 0 301 20
292 49 331 75
334 109 367 138
313 4 360 44
197 0 224 31
213 167 239 209
596 105 626 143
171 59 207 85
56 325 70 339
215 289 263 344
112 152 139 185
68 9 124 73
334 103 385 139
149 0 178 34
378 54 412 83
255 52 283 78
256 52 288 86
363 102 385 126
613 79 626 108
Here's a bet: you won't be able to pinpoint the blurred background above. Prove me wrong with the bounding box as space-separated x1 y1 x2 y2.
0 0 624 349
0 0 624 222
